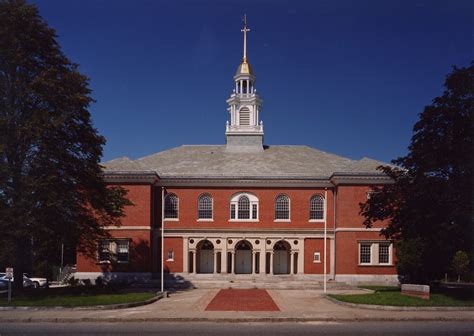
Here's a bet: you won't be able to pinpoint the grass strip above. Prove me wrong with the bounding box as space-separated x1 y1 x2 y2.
330 291 474 306
0 292 156 307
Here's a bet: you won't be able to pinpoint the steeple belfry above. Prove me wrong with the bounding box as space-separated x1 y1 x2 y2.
225 15 264 152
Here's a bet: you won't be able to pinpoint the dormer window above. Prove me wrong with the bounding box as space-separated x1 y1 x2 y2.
230 193 259 221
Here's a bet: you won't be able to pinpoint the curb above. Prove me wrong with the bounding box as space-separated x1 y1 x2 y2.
325 294 474 311
0 316 473 323
0 292 165 311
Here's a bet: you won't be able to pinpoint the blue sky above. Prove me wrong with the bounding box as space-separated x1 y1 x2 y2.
33 0 472 163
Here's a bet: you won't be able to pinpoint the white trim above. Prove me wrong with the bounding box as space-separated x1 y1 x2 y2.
197 193 213 220
274 219 291 223
309 219 325 223
164 218 179 222
228 219 259 223
274 194 291 221
309 193 326 222
166 249 174 261
313 252 321 263
358 241 393 266
105 226 152 230
336 228 382 232
229 192 259 221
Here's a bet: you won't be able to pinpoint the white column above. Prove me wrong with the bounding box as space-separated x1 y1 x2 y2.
252 252 257 275
259 244 266 275
330 238 335 279
192 251 197 274
231 251 235 274
246 80 249 95
290 251 295 275
222 243 228 274
183 238 189 274
297 239 304 274
213 251 218 274
269 252 274 275
235 82 238 93
240 80 243 94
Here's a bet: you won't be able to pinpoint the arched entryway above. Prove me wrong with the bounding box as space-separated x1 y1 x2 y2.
235 240 252 274
273 240 291 274
197 240 214 274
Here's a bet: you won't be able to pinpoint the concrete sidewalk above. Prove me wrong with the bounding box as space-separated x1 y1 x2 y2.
0 289 472 323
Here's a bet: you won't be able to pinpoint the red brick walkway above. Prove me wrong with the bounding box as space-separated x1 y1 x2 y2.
205 289 280 311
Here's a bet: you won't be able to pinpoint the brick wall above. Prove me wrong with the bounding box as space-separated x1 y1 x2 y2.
163 237 184 273
304 238 331 274
161 187 334 229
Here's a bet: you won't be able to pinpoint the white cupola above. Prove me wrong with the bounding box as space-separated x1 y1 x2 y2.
225 15 264 152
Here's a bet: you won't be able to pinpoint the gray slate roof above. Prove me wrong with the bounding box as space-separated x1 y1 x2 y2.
103 145 388 179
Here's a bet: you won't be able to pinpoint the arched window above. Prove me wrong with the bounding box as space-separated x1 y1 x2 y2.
275 194 290 220
230 192 258 221
310 195 324 220
164 193 179 219
198 194 213 219
239 107 250 126
238 196 250 219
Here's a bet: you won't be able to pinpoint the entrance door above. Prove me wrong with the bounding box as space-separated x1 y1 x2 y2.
199 249 214 273
235 250 252 274
273 250 288 274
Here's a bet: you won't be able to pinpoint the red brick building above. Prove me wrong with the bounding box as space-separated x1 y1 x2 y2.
76 21 397 285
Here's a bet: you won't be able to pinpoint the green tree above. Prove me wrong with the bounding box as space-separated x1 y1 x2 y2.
360 63 473 284
452 251 470 283
0 0 131 289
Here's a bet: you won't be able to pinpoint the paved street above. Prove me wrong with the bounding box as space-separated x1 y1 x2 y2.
0 321 473 335
0 289 472 323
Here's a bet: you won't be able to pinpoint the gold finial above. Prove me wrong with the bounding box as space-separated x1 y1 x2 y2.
241 14 250 63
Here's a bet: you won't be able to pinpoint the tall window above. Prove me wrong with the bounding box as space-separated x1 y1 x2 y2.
164 193 179 219
238 196 250 219
275 194 290 220
198 194 213 219
239 107 251 126
378 243 390 264
98 239 130 263
359 242 392 265
359 243 371 264
230 193 259 221
310 194 324 220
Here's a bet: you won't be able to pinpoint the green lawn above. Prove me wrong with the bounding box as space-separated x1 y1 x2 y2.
0 292 156 307
329 287 474 307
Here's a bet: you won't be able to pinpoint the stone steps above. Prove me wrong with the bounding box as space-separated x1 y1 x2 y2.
157 273 353 290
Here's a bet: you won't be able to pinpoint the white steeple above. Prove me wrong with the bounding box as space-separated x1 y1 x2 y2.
225 15 264 152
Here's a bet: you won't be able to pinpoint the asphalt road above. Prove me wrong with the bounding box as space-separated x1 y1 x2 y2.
0 321 473 336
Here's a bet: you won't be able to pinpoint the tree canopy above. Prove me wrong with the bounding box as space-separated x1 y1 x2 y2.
0 0 130 288
360 62 473 283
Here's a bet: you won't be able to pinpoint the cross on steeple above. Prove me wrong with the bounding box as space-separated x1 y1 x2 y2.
241 14 250 63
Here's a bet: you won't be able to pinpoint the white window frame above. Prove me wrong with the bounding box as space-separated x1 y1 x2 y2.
358 241 393 266
98 239 130 264
167 249 174 261
197 193 213 221
164 193 179 221
229 192 259 222
309 194 326 222
378 243 391 265
274 194 291 222
313 252 321 263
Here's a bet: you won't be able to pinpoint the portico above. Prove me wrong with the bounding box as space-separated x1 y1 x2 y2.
177 233 335 277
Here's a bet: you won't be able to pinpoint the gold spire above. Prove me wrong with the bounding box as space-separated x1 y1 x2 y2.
241 14 250 63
